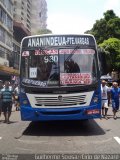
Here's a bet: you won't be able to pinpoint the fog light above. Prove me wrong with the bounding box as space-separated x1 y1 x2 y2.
23 100 28 105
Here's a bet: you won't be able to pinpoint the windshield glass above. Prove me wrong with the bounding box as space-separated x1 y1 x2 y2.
21 48 98 87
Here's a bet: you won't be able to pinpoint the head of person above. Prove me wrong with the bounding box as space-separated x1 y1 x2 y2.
4 81 10 88
101 80 107 87
112 82 118 88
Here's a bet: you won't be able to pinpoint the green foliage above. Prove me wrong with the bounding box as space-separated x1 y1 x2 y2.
104 10 117 21
92 19 107 44
85 10 120 72
99 38 120 70
107 18 120 39
85 10 120 44
100 38 120 54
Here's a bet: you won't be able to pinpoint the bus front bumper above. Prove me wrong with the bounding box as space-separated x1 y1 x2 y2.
20 105 101 121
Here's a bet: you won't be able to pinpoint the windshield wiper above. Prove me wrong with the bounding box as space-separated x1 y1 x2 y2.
65 45 81 62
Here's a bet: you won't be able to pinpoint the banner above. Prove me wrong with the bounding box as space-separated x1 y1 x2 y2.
60 73 92 85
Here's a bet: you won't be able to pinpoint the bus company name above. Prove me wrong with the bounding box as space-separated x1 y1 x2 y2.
27 36 90 47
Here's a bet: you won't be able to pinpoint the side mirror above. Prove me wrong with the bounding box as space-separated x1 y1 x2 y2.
98 48 112 76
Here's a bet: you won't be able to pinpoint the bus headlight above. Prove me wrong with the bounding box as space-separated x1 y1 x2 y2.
93 97 98 103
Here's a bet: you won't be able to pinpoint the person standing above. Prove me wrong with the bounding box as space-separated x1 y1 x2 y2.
14 84 20 111
110 82 120 119
0 81 14 123
101 80 110 119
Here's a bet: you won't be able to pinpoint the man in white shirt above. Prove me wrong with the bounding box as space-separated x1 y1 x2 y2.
101 80 110 119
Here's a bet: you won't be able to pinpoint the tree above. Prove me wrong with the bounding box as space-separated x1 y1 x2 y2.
92 19 107 44
85 10 120 44
104 10 117 21
99 38 120 71
107 18 120 39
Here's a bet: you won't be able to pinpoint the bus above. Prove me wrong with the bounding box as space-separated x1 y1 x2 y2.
20 34 101 121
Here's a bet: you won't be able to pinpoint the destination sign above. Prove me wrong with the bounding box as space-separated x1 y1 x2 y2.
22 35 96 48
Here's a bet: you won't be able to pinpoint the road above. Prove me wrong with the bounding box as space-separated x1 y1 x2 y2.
0 107 120 157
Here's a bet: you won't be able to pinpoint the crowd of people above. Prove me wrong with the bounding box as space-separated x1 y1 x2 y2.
0 80 19 124
101 80 120 120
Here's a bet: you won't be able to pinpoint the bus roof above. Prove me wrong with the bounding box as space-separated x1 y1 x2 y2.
21 34 97 48
21 33 95 40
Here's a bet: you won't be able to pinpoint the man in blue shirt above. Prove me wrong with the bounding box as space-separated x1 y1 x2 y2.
0 81 14 123
110 82 120 119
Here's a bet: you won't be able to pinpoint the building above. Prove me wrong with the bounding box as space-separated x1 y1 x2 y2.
13 0 31 41
0 0 19 80
13 0 32 71
13 0 47 68
0 0 47 81
13 0 47 37
31 0 47 34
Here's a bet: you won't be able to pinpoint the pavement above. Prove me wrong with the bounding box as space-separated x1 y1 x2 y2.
0 106 120 155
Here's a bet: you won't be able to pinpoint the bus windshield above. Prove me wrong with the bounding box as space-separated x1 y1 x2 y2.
21 47 98 87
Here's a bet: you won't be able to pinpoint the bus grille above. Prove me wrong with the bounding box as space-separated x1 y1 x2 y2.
34 94 86 107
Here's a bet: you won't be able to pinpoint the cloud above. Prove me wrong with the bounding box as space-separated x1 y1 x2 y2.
47 13 93 34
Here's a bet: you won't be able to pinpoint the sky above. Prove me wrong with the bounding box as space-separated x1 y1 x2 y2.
46 0 120 34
